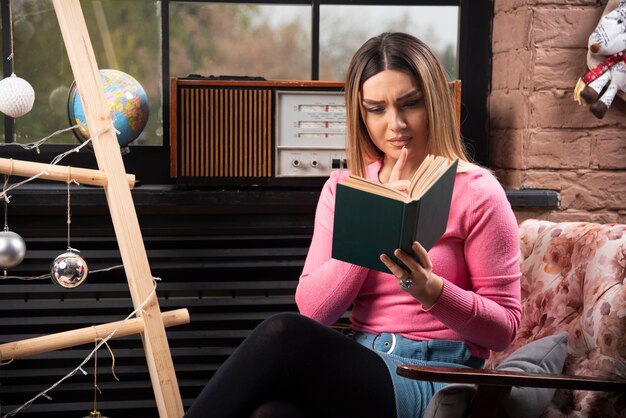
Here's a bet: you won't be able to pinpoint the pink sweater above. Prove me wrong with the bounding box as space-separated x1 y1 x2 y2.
295 160 522 359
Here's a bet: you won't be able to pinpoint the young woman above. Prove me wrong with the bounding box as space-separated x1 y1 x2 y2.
184 32 521 418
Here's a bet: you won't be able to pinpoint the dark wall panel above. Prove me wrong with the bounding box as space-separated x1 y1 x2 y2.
0 186 318 417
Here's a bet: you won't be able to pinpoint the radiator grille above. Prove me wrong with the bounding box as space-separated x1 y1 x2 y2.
177 87 273 178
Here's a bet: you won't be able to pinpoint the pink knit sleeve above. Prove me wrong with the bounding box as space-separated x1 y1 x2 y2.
426 170 522 352
295 172 369 325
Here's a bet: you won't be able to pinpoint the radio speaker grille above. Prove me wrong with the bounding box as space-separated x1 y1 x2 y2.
176 86 273 178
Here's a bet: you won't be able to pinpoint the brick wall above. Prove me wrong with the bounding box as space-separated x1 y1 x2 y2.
490 0 626 223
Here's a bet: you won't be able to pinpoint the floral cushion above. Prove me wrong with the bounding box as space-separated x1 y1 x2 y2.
486 220 626 418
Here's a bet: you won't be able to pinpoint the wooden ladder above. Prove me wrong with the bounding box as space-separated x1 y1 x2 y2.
0 1 187 416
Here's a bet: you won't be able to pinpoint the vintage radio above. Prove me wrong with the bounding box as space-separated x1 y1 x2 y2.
169 77 346 186
169 77 461 186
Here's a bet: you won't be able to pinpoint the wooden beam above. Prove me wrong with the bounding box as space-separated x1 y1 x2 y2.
0 308 189 362
51 1 184 416
0 157 135 188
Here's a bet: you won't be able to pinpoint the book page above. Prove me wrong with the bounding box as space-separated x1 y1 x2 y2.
408 154 436 193
342 155 457 203
409 156 455 199
343 176 412 202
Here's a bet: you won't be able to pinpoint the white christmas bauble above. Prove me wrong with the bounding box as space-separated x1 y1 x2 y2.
50 250 89 288
0 230 26 269
0 73 35 118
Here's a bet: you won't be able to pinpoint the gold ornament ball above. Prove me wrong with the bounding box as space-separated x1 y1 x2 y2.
84 410 108 418
50 251 89 288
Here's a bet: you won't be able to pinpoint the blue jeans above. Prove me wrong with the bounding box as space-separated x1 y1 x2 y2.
348 331 484 418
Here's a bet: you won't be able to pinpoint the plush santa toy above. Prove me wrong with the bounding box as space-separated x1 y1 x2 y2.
574 0 626 118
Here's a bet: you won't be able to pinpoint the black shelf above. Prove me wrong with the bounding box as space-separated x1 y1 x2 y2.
7 184 559 210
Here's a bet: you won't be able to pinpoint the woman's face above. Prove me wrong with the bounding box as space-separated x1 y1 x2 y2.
360 69 429 166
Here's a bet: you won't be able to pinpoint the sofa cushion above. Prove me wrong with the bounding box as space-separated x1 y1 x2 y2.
497 332 568 418
423 332 568 418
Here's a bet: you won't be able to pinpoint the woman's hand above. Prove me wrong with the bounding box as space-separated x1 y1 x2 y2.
385 146 410 193
379 241 443 309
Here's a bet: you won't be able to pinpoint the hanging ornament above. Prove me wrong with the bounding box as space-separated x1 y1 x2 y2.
84 409 107 418
0 0 35 119
1 177 26 274
50 249 89 288
0 229 26 270
0 73 35 118
84 411 108 418
51 176 88 288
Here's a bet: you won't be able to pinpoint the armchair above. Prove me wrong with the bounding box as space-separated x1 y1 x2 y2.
398 219 626 418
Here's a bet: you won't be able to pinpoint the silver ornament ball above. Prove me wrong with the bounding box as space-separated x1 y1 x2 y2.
50 251 89 288
0 230 27 269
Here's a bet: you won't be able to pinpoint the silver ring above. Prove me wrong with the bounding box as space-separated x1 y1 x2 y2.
399 277 413 289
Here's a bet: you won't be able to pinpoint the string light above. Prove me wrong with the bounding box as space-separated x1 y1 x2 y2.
0 124 86 153
0 124 112 203
0 138 92 203
0 58 145 412
0 264 124 281
0 0 162 412
0 122 117 279
0 277 161 418
0 120 147 416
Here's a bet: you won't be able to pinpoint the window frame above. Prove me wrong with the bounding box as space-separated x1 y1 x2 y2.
1 0 491 184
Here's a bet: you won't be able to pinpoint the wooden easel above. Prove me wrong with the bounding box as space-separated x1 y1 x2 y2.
0 1 187 416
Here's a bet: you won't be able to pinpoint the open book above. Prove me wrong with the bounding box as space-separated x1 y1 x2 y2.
331 155 458 272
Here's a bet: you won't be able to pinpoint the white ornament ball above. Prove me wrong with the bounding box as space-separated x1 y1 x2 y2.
50 251 89 288
0 73 35 118
0 230 27 269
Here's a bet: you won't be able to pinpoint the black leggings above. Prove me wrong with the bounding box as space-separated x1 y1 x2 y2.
183 312 396 418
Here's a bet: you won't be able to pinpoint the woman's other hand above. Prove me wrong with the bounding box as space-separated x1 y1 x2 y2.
379 241 443 309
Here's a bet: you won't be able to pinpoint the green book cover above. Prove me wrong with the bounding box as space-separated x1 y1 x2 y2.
331 159 458 272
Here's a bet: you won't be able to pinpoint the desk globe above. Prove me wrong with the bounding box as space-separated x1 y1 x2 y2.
67 69 149 154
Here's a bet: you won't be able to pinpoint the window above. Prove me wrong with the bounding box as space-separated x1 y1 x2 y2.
5 0 161 146
169 3 312 80
0 0 490 184
318 5 458 81
168 3 458 81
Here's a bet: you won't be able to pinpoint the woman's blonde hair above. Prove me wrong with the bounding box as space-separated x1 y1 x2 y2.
344 32 474 177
